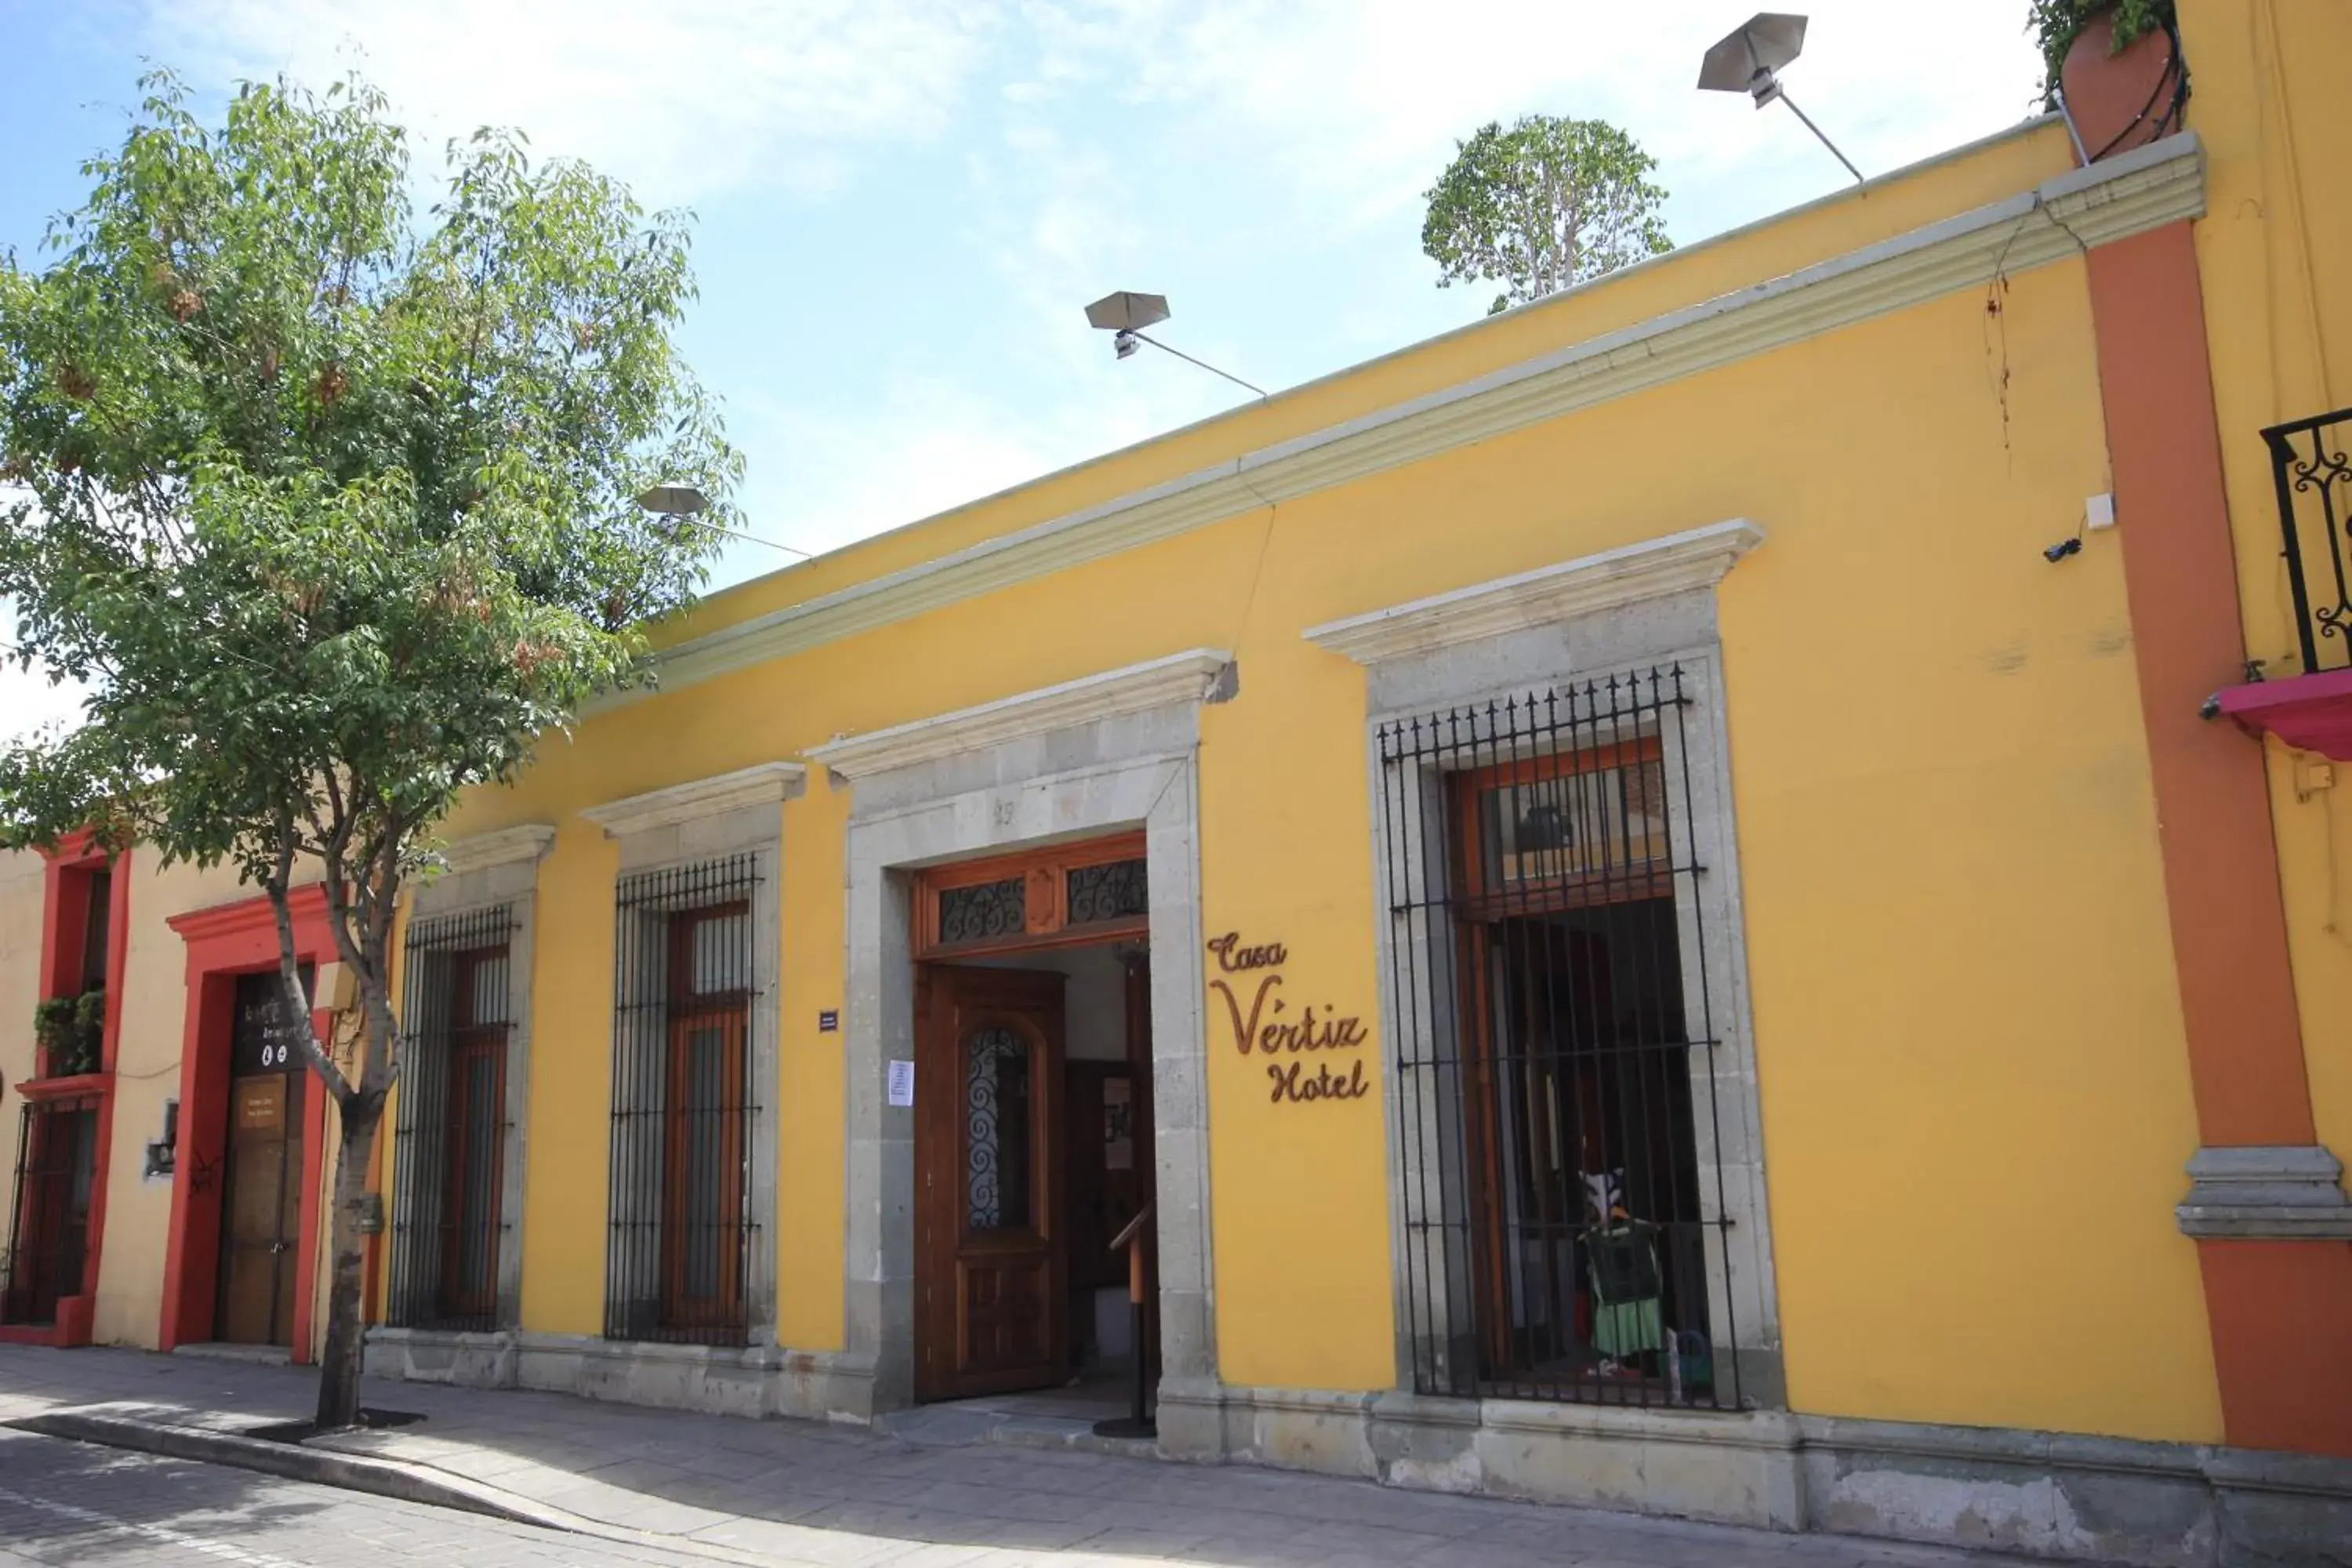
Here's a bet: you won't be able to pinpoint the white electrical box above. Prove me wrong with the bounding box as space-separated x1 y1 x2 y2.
2085 492 2116 530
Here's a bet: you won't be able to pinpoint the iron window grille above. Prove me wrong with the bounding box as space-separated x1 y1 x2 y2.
2263 406 2352 676
606 854 763 1346
2 1096 100 1327
387 905 515 1332
1379 666 1743 1410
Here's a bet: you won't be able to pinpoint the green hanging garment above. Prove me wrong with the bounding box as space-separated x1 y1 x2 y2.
1587 1222 1667 1359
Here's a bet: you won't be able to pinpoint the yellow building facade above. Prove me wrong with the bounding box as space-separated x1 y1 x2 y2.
5 6 2348 1563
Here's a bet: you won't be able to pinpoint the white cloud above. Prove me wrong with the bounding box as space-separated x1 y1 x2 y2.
149 0 1002 204
134 0 2046 598
148 2 2042 220
1092 0 2044 235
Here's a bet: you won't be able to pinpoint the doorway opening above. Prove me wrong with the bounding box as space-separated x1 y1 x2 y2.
215 969 314 1348
908 832 1157 1419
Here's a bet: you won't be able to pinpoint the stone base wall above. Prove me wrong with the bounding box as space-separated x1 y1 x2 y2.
363 1327 874 1425
361 1338 2352 1568
1157 1380 2352 1568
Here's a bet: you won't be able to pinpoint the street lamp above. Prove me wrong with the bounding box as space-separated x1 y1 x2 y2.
633 484 710 516
1083 292 1267 399
1698 13 1864 185
633 485 810 560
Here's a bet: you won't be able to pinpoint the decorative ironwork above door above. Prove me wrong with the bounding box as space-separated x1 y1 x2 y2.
912 832 1148 958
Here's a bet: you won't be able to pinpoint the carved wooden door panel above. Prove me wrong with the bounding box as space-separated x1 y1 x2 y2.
915 966 1066 1403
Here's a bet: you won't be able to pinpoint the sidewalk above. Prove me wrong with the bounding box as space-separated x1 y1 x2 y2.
0 1343 2059 1567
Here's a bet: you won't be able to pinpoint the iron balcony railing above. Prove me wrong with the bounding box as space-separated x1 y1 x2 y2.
2263 406 2352 676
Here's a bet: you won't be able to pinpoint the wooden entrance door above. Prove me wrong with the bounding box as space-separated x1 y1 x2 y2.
915 966 1066 1403
216 972 308 1346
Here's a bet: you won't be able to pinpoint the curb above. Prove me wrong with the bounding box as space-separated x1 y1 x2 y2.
5 1408 772 1565
9 1408 568 1527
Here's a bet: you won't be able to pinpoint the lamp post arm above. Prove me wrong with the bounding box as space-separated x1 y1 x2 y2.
1127 330 1269 399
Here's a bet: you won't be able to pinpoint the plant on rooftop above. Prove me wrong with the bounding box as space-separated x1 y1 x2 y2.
0 69 739 1428
1421 114 1672 318
2028 0 2177 105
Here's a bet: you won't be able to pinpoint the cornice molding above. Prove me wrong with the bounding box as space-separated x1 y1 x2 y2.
808 648 1232 780
166 881 332 945
581 762 806 839
436 823 557 876
615 134 2202 708
1301 519 1763 665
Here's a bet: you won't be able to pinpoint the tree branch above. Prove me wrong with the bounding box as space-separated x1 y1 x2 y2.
267 807 354 1107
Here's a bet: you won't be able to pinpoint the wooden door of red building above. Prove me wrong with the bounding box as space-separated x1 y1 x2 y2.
215 973 308 1346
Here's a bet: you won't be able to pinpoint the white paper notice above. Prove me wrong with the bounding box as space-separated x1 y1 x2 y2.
887 1059 916 1108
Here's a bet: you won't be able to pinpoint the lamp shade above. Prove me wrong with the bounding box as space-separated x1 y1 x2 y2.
1083 292 1171 332
1698 13 1808 92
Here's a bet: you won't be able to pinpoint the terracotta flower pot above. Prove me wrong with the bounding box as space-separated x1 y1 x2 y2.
2060 8 2183 164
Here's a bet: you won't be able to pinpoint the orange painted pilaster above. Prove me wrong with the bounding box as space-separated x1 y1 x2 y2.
2088 220 2311 1147
2087 216 2352 1456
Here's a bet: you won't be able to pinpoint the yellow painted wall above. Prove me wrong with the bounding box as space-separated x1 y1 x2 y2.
517 818 622 1337
0 91 2234 1444
2181 0 2352 1184
421 115 2228 1445
775 774 848 1351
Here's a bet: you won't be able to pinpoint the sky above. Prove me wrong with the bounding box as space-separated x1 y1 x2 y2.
0 1 2047 741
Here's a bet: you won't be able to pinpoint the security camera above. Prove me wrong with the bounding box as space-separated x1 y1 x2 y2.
2043 537 2082 564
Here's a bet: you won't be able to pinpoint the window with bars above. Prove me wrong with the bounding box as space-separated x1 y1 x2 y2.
388 906 514 1332
607 855 761 1345
1379 666 1741 1410
2 1097 100 1327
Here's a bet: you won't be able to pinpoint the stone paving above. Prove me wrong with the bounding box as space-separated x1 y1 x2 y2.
0 1427 717 1566
0 1344 2068 1566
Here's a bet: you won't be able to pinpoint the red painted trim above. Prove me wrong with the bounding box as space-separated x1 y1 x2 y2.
166 883 333 948
158 886 338 1356
0 1312 83 1348
2085 221 2314 1146
15 1073 108 1102
36 860 65 1007
78 855 132 1327
16 837 128 1346
2197 1240 2352 1457
2085 218 2346 1455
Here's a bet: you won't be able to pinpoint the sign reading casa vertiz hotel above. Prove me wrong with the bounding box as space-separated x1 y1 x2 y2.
1206 931 1370 1104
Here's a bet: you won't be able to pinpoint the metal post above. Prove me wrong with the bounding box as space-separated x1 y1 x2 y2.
1094 1201 1156 1439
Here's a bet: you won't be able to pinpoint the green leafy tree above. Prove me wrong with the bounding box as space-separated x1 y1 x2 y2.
1421 114 1673 317
0 72 740 1426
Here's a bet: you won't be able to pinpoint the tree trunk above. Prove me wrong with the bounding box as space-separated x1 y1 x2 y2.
314 1096 382 1429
